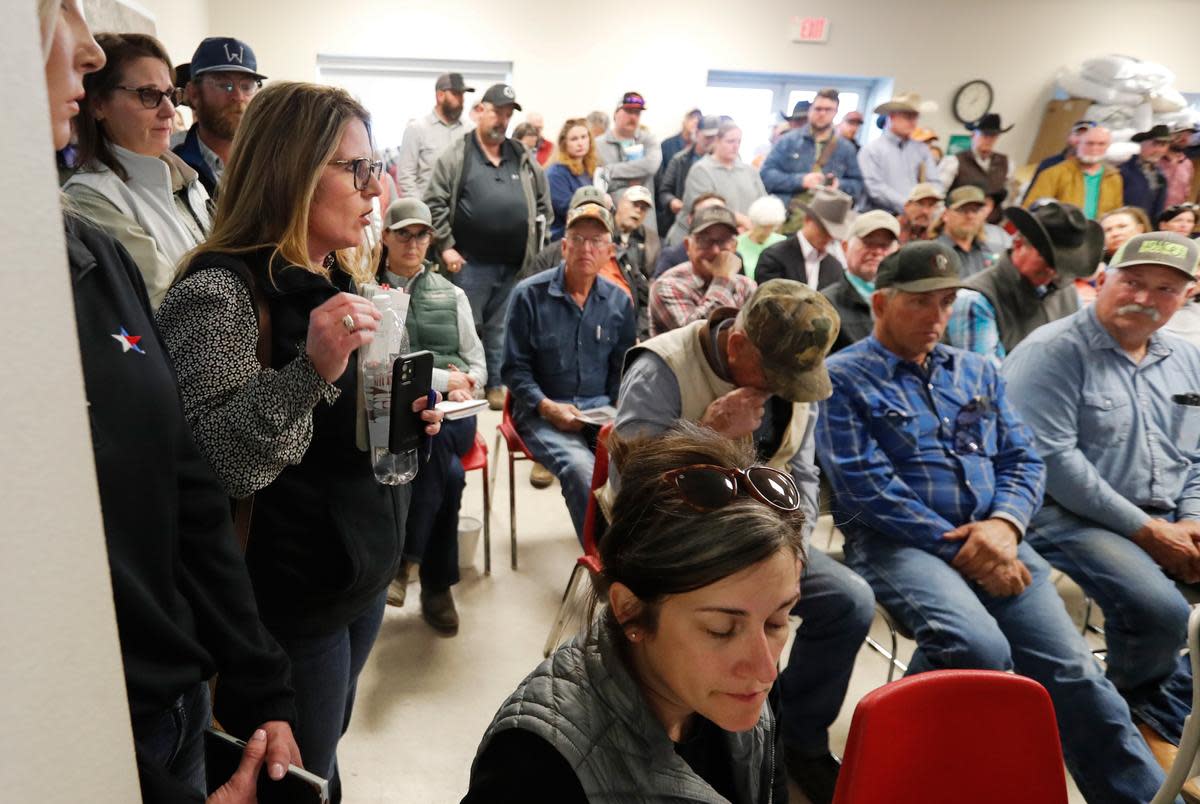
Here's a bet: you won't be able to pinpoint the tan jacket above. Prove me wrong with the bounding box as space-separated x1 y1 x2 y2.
1023 156 1123 218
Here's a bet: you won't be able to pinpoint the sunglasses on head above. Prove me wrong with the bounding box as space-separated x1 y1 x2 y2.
663 464 801 513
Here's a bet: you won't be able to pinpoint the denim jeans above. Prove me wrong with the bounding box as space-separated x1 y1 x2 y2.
845 535 1172 804
514 408 600 540
1029 503 1193 744
402 416 477 590
271 590 388 804
131 681 211 798
779 547 876 756
449 260 519 391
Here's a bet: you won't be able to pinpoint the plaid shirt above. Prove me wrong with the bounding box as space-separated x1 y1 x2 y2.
945 289 1006 368
816 336 1045 561
648 262 756 335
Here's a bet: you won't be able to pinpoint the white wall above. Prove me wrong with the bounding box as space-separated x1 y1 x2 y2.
0 3 139 802
119 0 210 67
203 0 1199 165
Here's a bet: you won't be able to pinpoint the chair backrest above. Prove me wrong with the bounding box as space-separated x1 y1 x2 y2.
580 422 613 559
833 669 1068 804
1150 605 1200 804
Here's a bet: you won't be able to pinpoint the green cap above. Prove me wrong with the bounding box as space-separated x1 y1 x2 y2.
946 185 986 210
740 279 841 403
875 240 967 292
384 198 433 230
569 185 608 210
1109 232 1200 279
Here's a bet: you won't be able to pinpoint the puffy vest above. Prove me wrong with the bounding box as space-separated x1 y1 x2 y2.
475 625 775 803
952 150 1010 223
401 266 467 370
965 257 1079 354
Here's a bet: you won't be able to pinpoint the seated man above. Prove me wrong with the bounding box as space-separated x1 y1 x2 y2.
652 192 727 278
502 203 637 540
947 201 1101 367
1002 232 1200 772
817 240 1169 803
648 206 755 335
822 210 899 353
613 279 875 804
933 185 999 278
756 187 853 290
897 182 943 244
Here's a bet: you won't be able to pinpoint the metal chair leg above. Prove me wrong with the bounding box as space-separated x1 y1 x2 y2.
481 454 491 576
864 605 909 683
544 564 587 657
509 452 518 570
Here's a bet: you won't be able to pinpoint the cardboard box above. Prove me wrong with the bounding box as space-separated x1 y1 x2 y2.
1025 97 1093 166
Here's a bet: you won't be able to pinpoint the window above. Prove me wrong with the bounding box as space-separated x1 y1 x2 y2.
316 56 512 150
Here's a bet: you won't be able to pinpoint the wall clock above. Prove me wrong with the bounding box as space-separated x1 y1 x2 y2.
952 79 993 125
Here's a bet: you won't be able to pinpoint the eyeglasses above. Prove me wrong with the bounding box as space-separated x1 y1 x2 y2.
329 157 384 191
204 76 262 96
953 396 993 455
391 229 433 244
566 234 612 250
116 85 184 109
663 464 801 513
693 234 737 251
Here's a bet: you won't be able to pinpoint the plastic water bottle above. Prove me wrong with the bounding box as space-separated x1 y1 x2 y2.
361 292 419 484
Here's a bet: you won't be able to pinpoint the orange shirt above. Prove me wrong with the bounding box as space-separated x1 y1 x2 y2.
600 257 632 300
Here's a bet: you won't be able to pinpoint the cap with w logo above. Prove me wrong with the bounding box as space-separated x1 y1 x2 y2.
189 37 266 80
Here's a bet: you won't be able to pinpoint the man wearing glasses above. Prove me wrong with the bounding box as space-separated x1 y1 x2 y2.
501 203 636 542
648 206 755 336
174 37 266 195
817 240 1170 802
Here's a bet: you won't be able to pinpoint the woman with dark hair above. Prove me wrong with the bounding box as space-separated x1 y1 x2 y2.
156 81 442 803
1159 203 1198 238
463 421 799 802
545 118 598 241
39 2 297 802
64 32 211 308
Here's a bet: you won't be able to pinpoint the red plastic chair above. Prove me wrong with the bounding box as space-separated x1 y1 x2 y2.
832 669 1068 804
494 393 532 570
459 431 491 574
543 422 612 656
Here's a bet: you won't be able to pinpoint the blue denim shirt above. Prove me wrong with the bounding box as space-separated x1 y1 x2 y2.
501 264 637 418
1002 305 1200 537
817 336 1045 561
760 125 864 205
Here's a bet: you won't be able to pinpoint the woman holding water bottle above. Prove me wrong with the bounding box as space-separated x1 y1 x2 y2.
157 81 442 804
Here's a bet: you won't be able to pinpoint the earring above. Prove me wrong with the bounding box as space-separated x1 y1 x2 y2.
628 630 639 641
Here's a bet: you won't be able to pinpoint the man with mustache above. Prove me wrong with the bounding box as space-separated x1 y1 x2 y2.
1024 124 1123 219
1003 232 1200 794
426 83 551 410
396 73 475 199
174 37 266 196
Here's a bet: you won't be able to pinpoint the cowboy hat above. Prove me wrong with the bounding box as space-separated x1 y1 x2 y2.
797 187 857 240
967 113 1013 134
874 92 937 115
1004 202 1104 278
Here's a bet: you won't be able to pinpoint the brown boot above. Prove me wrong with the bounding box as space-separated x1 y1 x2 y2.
421 587 460 636
486 387 505 411
1138 721 1200 804
386 560 416 607
529 462 554 489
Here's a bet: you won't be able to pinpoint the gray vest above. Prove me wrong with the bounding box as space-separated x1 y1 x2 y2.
474 625 776 803
965 257 1079 354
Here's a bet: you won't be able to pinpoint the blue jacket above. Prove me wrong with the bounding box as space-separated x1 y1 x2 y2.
172 124 218 197
1119 158 1168 222
545 163 592 241
761 125 864 205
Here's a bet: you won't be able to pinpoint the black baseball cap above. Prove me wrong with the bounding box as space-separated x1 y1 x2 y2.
189 37 266 80
875 241 967 293
481 83 521 110
435 73 474 93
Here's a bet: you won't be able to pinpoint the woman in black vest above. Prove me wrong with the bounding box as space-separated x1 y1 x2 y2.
157 82 442 804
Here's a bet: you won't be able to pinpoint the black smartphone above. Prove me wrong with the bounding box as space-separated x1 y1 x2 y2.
204 728 330 804
389 350 434 453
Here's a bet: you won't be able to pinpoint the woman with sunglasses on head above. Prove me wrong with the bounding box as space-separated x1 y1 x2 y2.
463 421 798 803
156 81 442 803
64 32 211 309
40 2 300 802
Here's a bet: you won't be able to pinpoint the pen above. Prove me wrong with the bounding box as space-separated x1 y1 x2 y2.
424 389 437 462
596 325 601 341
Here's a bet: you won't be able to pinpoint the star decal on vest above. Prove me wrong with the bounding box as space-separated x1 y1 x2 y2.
112 327 145 354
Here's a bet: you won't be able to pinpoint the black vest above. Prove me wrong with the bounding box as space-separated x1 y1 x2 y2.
952 151 1009 223
191 249 408 636
965 257 1079 354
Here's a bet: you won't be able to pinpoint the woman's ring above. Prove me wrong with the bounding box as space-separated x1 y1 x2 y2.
342 314 356 333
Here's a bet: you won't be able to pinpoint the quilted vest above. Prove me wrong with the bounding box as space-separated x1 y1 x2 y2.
404 267 466 370
965 257 1079 354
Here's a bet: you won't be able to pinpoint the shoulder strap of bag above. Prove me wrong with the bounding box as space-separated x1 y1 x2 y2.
812 133 840 172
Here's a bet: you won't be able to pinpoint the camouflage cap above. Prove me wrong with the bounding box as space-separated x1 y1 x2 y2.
875 240 967 293
566 204 614 232
739 279 841 403
1109 232 1200 280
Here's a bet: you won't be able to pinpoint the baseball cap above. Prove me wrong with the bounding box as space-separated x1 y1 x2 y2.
569 185 609 210
1109 232 1200 280
481 83 521 110
850 210 900 241
190 37 266 80
690 206 739 237
620 185 653 208
435 72 474 93
947 185 987 210
384 198 433 231
566 204 615 233
740 279 841 403
875 241 967 292
619 92 647 111
906 183 945 204
698 115 721 135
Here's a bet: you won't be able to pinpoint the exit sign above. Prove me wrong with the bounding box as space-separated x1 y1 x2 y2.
791 16 830 43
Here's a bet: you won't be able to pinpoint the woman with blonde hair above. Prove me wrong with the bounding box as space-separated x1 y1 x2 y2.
157 80 442 803
545 117 598 240
38 1 300 802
